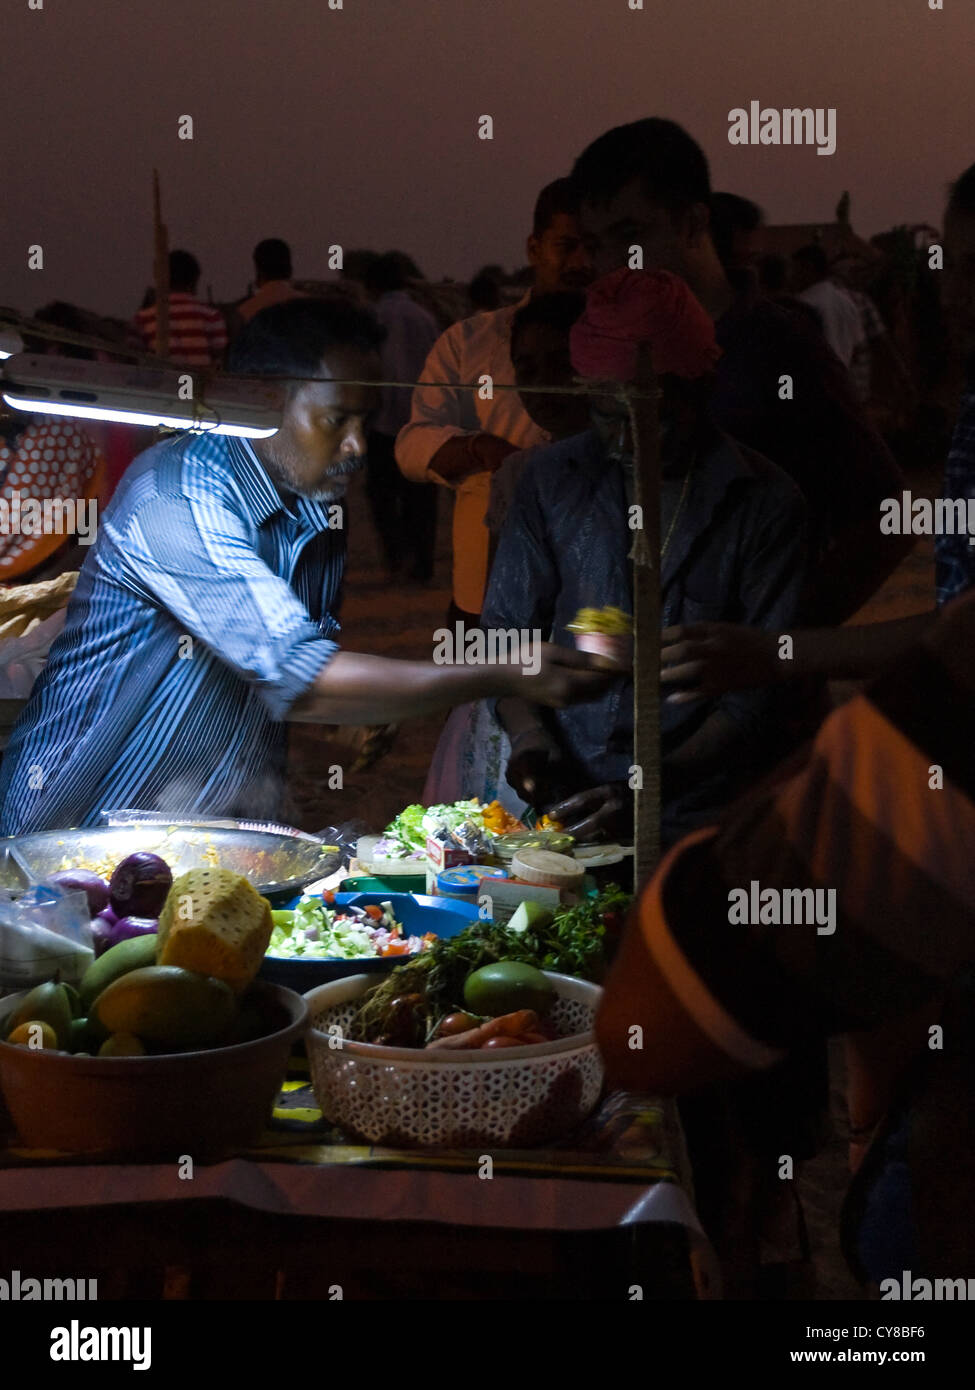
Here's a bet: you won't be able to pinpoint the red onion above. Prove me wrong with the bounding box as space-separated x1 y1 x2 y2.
108 852 172 919
48 869 110 916
91 910 118 957
110 916 158 945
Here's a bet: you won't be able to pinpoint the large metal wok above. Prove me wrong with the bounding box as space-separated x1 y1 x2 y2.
0 816 341 903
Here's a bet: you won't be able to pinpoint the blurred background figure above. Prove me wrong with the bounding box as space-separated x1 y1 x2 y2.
237 238 304 324
395 177 595 626
134 249 228 367
791 242 864 369
468 264 505 312
361 251 441 583
709 192 764 278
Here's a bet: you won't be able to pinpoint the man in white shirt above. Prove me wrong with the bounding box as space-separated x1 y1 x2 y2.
792 242 865 369
395 179 595 623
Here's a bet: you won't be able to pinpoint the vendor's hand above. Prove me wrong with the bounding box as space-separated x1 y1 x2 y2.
513 641 619 710
661 622 783 702
546 781 632 843
505 727 567 808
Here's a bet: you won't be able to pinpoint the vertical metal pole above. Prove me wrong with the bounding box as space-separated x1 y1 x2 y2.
626 347 662 889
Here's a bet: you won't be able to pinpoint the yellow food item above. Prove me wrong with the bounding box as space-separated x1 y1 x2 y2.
92 966 236 1049
482 800 523 834
156 869 273 994
567 606 633 636
537 814 564 831
6 1020 59 1050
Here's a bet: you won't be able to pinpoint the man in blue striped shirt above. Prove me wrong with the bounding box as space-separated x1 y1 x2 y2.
0 299 609 832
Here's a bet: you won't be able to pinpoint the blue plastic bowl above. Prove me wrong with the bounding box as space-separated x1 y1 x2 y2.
258 891 481 991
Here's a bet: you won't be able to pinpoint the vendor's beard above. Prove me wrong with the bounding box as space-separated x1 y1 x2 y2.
260 444 364 503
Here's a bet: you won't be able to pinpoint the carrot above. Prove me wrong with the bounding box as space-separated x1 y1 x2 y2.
425 1010 539 1051
492 1010 539 1037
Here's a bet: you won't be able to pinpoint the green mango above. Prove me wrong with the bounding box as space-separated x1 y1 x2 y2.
7 982 73 1049
68 1016 104 1053
79 932 159 1012
92 966 237 1051
63 983 84 1019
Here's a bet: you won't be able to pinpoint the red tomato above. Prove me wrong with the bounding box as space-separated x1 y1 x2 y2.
516 1032 550 1045
363 904 384 920
322 890 336 905
381 940 410 956
481 1036 523 1049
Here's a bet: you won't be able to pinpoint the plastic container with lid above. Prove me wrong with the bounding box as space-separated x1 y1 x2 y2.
434 864 508 903
509 849 585 903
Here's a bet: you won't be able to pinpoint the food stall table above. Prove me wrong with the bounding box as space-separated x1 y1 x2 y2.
0 1070 718 1299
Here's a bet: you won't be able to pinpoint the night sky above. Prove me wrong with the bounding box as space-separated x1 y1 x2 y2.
3 0 973 318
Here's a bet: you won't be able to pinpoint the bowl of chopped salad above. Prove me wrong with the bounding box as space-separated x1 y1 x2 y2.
258 891 480 991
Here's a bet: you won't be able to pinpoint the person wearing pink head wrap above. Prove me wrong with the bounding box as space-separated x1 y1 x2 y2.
569 268 723 384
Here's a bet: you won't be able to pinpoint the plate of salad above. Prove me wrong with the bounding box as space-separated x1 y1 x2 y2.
259 891 480 990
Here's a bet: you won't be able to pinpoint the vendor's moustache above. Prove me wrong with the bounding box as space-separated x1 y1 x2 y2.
327 455 366 477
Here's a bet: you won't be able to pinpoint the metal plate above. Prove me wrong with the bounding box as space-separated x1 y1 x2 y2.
0 820 341 901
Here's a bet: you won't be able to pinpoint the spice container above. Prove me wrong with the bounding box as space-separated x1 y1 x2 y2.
434 864 508 903
509 849 585 904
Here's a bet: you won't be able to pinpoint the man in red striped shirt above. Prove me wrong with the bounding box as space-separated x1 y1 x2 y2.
134 249 228 368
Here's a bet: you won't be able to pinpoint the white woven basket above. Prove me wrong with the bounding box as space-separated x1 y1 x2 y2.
304 971 604 1148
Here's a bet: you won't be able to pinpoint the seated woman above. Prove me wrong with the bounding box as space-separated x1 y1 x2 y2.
484 268 808 848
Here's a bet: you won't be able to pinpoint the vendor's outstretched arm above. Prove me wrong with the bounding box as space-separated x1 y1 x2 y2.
289 648 610 726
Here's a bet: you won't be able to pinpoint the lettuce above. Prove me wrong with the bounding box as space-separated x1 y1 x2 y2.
383 799 483 854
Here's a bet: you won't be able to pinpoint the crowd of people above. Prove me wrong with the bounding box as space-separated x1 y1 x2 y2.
0 112 973 1298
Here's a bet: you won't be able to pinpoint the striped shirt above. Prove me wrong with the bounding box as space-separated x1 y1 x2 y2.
0 433 343 832
603 603 975 1274
134 292 229 367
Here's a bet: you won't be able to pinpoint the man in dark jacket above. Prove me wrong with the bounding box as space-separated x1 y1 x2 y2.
484 271 806 847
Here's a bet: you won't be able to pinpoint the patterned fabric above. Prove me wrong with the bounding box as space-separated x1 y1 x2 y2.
934 383 975 607
0 419 102 577
0 433 343 832
134 292 228 367
626 617 975 1274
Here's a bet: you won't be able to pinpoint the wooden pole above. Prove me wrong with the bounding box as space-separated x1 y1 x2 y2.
626 346 662 889
152 169 170 359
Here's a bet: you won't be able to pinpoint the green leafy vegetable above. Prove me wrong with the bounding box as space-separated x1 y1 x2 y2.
383 799 485 855
350 885 632 1044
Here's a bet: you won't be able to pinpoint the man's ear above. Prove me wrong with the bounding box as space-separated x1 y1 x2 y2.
526 233 541 268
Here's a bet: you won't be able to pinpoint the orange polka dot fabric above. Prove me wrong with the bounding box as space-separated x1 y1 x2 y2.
0 418 101 574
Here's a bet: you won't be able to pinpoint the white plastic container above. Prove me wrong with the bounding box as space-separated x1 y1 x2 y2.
304 971 603 1148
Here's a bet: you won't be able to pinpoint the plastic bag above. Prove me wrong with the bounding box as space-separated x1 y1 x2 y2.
0 882 95 991
0 607 67 699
